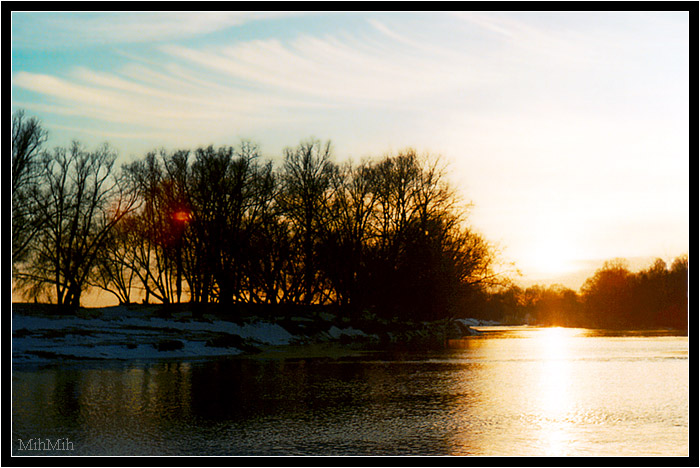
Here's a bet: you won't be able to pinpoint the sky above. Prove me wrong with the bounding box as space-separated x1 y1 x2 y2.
11 10 690 291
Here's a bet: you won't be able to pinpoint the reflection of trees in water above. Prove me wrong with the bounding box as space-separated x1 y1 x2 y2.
188 359 370 421
53 369 82 420
184 357 468 428
40 363 197 442
13 368 84 435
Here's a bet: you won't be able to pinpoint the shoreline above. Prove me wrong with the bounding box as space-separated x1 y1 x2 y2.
11 303 490 366
11 302 686 367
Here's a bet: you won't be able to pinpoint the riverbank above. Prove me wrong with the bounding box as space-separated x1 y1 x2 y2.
11 303 493 365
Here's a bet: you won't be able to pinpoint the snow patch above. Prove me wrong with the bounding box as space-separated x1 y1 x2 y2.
12 310 294 364
327 326 367 340
235 322 294 346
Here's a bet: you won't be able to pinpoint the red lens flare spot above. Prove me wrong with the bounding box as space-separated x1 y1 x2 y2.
173 210 191 223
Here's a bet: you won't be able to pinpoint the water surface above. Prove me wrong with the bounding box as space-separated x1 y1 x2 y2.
12 327 689 456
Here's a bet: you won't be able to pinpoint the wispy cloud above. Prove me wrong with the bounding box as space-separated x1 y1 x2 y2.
450 11 600 66
13 66 293 139
13 11 685 156
13 11 688 147
160 31 482 104
12 11 301 49
12 18 495 143
47 123 176 143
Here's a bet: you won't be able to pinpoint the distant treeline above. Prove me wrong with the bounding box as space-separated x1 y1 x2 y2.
12 111 688 329
474 256 688 330
12 110 500 321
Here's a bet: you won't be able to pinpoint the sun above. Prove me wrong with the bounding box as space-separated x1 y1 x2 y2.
526 237 577 277
534 254 570 276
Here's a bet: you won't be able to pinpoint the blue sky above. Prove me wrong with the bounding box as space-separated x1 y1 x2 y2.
11 10 690 288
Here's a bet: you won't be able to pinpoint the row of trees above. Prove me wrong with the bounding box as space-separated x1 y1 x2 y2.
11 111 688 329
12 111 500 321
481 256 688 330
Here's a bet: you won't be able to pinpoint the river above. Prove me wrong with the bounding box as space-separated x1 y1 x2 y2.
12 326 689 456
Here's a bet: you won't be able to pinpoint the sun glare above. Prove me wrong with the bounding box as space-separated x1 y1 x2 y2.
526 237 577 277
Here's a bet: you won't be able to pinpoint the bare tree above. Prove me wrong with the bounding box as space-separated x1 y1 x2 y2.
279 139 337 304
246 213 301 305
121 151 185 304
352 149 502 320
12 110 48 264
15 142 136 307
188 145 245 304
319 161 378 308
90 216 139 304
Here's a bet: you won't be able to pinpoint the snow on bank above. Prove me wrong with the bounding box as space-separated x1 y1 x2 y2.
455 318 500 328
326 326 374 340
453 318 499 336
12 305 492 365
12 306 294 365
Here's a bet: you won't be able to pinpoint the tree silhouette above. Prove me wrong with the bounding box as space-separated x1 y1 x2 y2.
11 122 511 321
186 143 275 306
488 255 689 330
12 110 48 265
666 254 688 330
580 259 633 328
279 139 337 305
121 151 181 303
318 161 377 311
15 142 136 307
90 215 140 305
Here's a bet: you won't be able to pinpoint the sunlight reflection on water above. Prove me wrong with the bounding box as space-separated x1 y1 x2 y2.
13 327 688 456
446 327 688 456
535 328 575 455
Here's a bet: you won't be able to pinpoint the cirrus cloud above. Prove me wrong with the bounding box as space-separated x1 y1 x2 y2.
11 11 304 49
